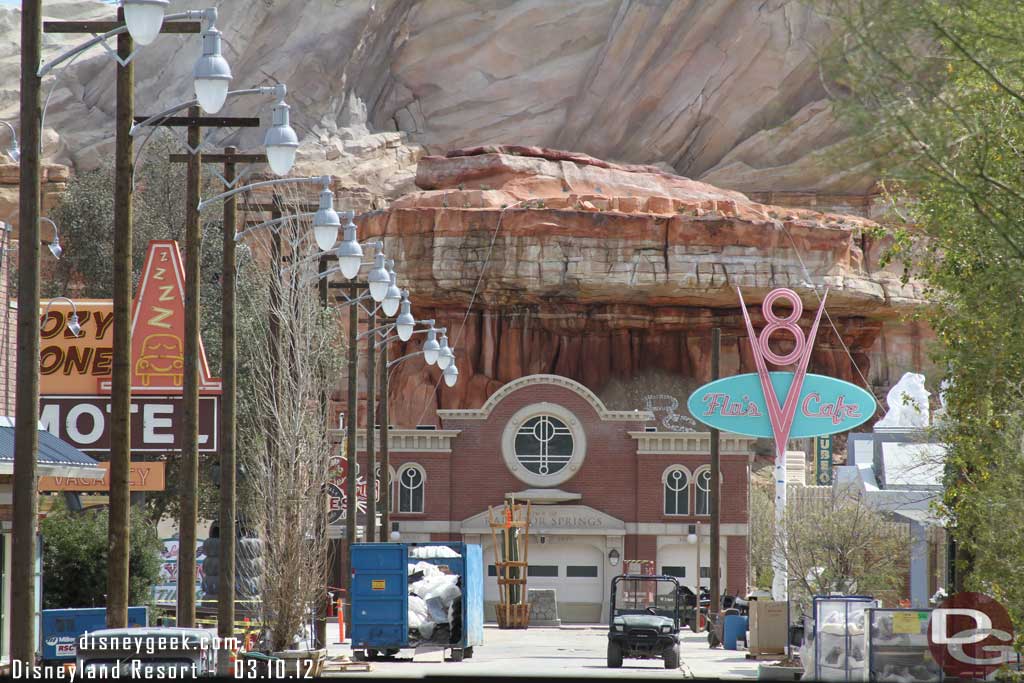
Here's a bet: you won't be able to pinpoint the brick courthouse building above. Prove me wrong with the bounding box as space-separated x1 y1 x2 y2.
347 374 755 623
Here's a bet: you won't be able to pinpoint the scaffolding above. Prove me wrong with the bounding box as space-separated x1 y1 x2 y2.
488 498 532 629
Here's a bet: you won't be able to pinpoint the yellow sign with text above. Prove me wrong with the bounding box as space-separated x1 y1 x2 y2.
371 579 386 591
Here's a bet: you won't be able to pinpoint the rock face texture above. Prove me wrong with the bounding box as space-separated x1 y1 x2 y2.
355 147 927 427
0 0 869 194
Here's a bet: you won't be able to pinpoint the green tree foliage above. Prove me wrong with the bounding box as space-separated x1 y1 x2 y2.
818 0 1024 632
40 498 163 609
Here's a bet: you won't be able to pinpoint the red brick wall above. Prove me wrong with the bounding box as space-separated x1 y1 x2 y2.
727 535 748 596
440 383 648 522
636 454 749 523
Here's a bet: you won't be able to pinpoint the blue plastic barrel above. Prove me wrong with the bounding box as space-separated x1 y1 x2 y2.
722 614 749 650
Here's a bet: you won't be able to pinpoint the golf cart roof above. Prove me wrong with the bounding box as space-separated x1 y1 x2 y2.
614 574 680 583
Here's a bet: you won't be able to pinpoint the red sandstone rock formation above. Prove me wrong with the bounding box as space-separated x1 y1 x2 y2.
353 147 928 427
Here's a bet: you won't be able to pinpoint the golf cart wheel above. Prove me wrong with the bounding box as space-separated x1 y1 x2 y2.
366 649 379 661
664 643 681 670
352 650 367 662
607 640 623 668
463 647 474 659
448 649 465 662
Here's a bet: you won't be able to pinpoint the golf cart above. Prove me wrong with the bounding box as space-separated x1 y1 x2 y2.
607 574 682 669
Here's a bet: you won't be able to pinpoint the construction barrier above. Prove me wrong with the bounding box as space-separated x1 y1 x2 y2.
336 599 345 644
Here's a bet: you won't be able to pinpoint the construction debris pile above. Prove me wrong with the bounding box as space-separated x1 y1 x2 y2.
407 546 463 646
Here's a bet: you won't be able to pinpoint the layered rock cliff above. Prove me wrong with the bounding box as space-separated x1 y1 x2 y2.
0 0 869 195
355 147 927 426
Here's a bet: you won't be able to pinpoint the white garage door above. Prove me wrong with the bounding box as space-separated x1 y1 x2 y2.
483 542 604 606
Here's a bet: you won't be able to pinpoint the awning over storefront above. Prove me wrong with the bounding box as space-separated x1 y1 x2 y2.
0 418 104 478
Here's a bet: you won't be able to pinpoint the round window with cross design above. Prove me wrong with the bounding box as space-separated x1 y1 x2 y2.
501 402 587 487
514 415 574 475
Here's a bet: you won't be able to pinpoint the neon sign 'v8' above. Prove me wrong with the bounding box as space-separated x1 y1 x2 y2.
738 287 828 457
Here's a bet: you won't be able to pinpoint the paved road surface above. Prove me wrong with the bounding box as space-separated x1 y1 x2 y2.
324 624 761 679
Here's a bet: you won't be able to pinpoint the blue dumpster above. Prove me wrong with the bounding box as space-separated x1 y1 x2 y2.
350 542 483 661
42 607 148 662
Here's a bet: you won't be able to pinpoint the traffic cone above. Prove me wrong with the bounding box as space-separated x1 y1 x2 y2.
337 599 346 643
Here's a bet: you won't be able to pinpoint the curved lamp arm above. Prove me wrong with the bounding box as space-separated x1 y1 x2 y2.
37 8 218 78
198 175 330 212
40 296 81 337
234 211 314 242
130 83 286 136
373 320 438 348
0 121 18 161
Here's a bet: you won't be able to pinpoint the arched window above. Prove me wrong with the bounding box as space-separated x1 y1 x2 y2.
397 464 425 513
695 468 712 516
663 466 690 516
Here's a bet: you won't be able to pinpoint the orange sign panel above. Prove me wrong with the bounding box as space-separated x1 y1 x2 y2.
38 461 166 492
39 300 116 395
120 240 219 394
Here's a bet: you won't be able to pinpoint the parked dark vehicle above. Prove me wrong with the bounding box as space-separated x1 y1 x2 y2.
675 585 710 632
607 575 682 669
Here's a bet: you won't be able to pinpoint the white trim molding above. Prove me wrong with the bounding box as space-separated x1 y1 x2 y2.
438 374 655 422
332 428 461 453
394 517 749 537
630 431 758 456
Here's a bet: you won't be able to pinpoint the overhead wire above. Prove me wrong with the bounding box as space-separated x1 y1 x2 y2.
412 199 526 426
778 220 886 412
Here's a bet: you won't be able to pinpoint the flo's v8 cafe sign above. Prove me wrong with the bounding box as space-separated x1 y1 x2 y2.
687 288 875 442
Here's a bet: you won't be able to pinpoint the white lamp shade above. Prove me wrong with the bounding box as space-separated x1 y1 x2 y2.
396 321 415 342
339 254 362 280
336 220 363 279
193 28 232 114
443 363 459 387
382 289 401 317
123 0 168 46
48 241 63 259
312 188 341 251
423 338 440 365
437 344 453 371
687 533 697 544
369 280 389 303
7 143 20 162
264 100 299 176
368 254 391 302
194 78 230 115
265 143 297 177
314 224 339 252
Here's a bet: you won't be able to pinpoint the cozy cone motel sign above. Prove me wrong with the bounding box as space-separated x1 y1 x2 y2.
687 288 875 600
39 241 221 461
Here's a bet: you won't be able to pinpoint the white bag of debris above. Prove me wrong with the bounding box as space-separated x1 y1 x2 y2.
409 545 462 559
411 572 457 600
408 561 442 578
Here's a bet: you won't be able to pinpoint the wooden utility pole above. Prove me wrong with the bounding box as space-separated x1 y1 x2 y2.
146 113 259 628
169 148 269 644
45 13 202 629
379 343 390 542
107 7 134 630
11 0 42 663
365 309 377 544
219 146 238 664
178 108 203 628
709 328 721 617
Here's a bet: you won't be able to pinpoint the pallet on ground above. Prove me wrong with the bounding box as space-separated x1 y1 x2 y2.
322 656 372 673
